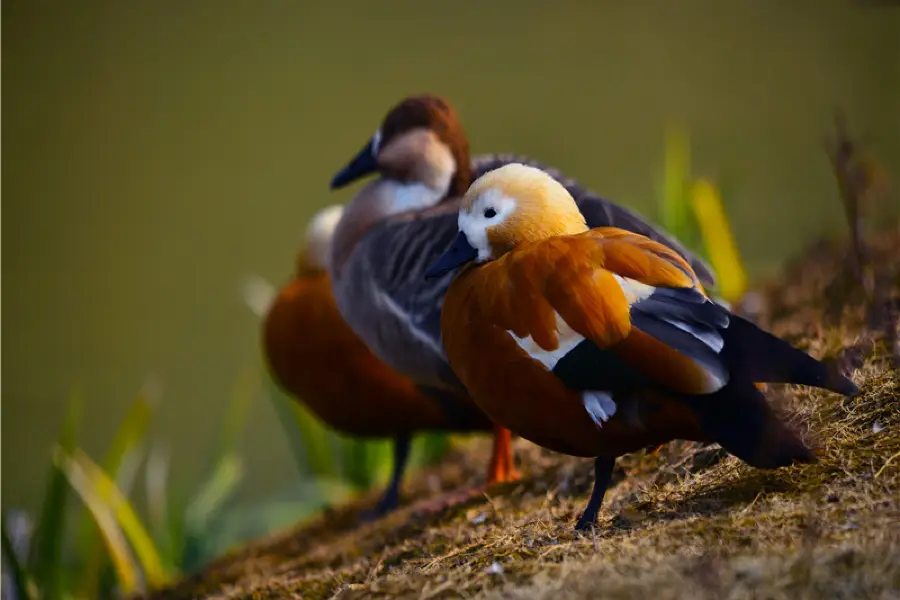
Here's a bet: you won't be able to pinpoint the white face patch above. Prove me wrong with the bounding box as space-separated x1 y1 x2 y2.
458 188 517 262
508 311 585 371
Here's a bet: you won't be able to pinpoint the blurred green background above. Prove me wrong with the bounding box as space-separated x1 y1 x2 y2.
3 0 898 529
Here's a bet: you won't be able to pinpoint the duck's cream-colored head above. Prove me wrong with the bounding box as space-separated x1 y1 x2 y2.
425 164 587 278
297 204 345 274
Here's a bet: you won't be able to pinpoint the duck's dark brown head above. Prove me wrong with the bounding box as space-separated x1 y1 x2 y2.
330 94 472 200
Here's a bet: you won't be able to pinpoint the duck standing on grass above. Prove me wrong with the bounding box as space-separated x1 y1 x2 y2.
262 204 503 519
425 163 860 530
327 94 717 506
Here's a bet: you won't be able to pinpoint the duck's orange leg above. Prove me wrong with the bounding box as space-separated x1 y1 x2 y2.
486 425 521 485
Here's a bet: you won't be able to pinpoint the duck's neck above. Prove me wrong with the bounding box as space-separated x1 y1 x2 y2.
448 149 471 198
328 179 412 276
294 248 326 278
405 141 471 206
329 159 471 275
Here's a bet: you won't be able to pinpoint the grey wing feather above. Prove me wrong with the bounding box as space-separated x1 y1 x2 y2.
345 210 466 391
472 154 717 288
629 287 731 386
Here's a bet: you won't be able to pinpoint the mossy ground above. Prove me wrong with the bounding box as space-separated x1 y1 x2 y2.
146 226 900 600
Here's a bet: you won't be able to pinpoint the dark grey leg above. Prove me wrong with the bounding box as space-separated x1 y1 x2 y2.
574 456 616 531
362 433 412 521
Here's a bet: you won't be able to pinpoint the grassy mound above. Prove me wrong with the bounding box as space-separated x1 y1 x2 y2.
145 226 899 600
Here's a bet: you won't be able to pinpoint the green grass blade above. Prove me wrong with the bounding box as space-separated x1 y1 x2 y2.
293 402 336 477
337 438 369 490
216 368 255 460
2 517 35 600
144 444 175 569
63 447 169 590
337 438 391 491
263 374 336 477
53 446 140 595
661 124 689 232
363 440 393 490
412 434 451 469
243 274 321 475
181 454 245 573
658 124 702 252
104 379 159 475
76 446 148 599
76 384 157 598
263 377 309 473
28 388 82 596
184 453 245 535
690 179 749 303
183 479 355 571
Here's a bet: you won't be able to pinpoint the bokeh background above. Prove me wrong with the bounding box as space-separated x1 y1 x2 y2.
3 0 898 575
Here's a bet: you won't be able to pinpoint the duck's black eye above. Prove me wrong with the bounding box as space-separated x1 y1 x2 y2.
483 208 497 219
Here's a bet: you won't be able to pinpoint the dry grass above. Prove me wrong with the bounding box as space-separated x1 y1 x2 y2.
144 226 900 600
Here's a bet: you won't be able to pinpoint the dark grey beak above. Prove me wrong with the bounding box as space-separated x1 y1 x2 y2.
425 231 478 279
330 138 378 189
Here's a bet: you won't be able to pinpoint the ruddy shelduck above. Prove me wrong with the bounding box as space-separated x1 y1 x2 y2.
327 95 717 497
262 205 519 518
425 163 860 530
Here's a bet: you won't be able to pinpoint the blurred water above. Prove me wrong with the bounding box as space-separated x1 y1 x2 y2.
2 0 898 515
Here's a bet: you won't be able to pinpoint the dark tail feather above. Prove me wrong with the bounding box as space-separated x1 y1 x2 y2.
723 315 859 396
687 380 816 469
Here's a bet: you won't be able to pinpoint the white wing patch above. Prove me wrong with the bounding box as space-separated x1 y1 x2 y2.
508 311 585 371
612 274 655 305
615 274 726 355
583 391 617 428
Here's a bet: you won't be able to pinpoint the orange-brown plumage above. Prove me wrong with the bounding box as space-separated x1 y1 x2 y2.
262 205 517 517
264 270 458 437
428 163 859 529
441 230 714 458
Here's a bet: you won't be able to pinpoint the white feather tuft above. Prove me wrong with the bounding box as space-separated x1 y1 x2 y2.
241 275 277 318
583 391 617 428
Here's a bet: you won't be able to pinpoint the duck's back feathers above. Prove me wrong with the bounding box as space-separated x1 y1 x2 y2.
447 230 726 396
445 228 857 400
330 155 716 393
473 154 717 288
